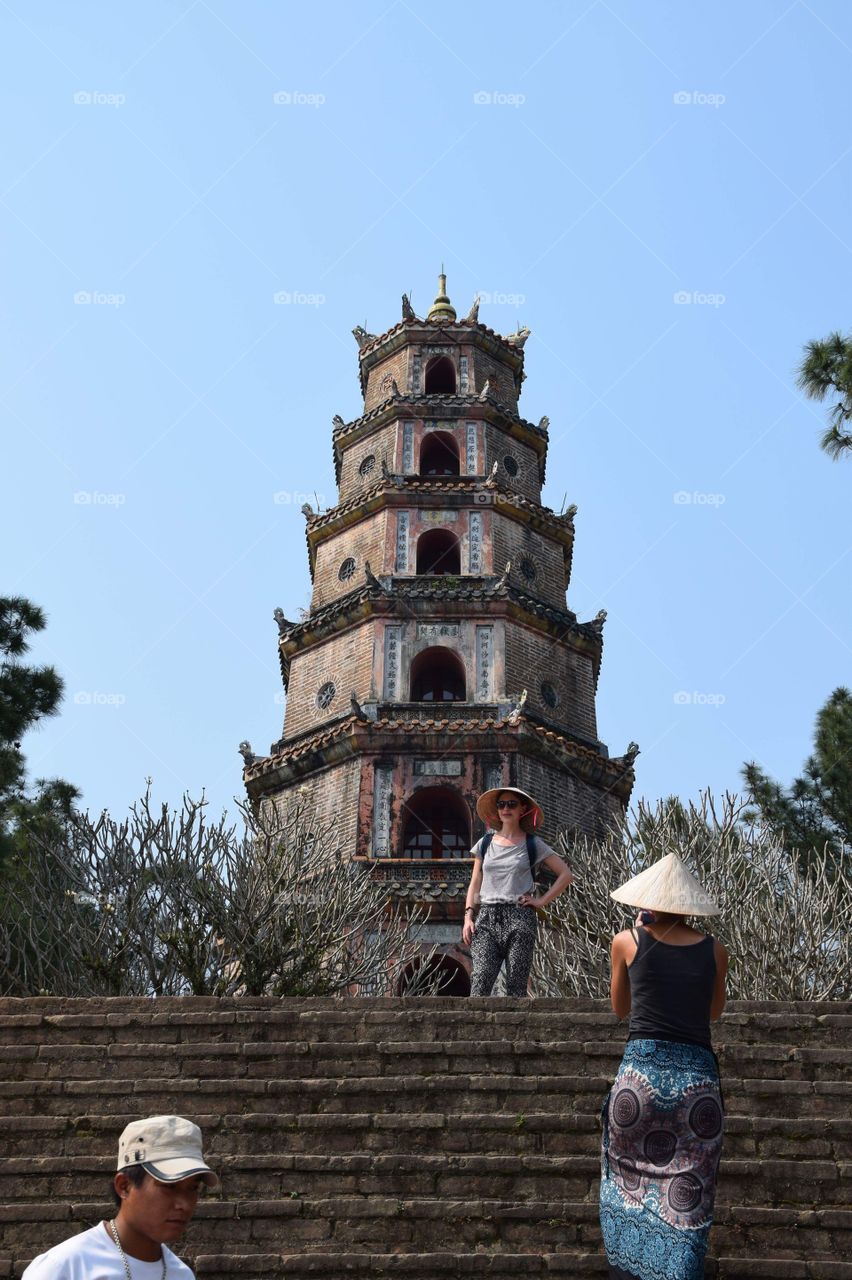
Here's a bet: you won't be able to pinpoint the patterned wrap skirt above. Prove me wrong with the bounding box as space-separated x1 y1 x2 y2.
599 1038 724 1280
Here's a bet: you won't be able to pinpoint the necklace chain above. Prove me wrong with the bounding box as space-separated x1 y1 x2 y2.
108 1219 167 1280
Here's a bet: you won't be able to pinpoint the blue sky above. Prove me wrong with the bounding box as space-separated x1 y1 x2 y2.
3 1 851 829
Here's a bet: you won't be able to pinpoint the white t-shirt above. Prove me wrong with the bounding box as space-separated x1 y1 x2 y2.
22 1223 195 1280
471 833 555 903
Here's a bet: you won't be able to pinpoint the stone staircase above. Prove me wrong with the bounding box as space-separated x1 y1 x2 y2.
0 997 849 1279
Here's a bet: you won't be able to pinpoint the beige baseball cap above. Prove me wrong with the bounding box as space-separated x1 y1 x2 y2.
117 1115 219 1188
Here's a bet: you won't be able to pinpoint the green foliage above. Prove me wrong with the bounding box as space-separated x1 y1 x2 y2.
796 330 852 459
0 596 79 867
742 686 852 873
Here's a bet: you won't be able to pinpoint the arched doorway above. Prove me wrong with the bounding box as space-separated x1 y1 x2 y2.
419 431 460 476
424 355 456 394
410 646 466 702
396 951 471 996
416 528 460 575
399 786 471 859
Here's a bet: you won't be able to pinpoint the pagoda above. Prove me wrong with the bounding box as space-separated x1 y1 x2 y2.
242 274 638 985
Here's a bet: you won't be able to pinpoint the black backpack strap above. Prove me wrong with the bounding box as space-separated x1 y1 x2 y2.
525 832 538 872
479 831 494 860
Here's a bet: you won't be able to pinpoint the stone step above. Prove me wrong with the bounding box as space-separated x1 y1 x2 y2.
1 1152 846 1208
190 1254 852 1280
1 1039 846 1085
1 998 848 1278
0 1001 849 1048
1 1074 848 1120
2 1199 851 1258
2 1111 848 1161
2 1251 849 1280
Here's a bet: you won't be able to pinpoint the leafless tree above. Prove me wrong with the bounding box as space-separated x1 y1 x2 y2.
0 785 440 998
534 791 852 1001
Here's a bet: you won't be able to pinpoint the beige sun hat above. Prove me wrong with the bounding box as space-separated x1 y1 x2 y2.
610 852 720 917
476 786 544 834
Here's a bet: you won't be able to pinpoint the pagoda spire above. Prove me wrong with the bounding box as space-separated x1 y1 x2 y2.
426 267 456 322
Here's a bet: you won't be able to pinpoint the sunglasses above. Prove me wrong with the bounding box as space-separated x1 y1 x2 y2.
496 799 520 809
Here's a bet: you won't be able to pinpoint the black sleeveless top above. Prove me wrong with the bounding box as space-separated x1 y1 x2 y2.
627 927 716 1049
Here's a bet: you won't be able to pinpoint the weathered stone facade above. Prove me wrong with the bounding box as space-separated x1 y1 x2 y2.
243 275 638 950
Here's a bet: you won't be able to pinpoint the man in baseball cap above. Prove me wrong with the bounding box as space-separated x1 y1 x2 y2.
23 1115 219 1278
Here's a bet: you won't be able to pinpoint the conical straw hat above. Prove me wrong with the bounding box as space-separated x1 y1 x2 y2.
610 852 719 916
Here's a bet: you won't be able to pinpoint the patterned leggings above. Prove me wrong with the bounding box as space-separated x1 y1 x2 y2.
469 903 538 996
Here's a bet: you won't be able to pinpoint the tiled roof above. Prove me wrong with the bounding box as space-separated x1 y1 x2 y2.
275 576 604 690
304 475 572 536
356 317 524 362
332 393 547 487
332 392 547 447
245 710 634 793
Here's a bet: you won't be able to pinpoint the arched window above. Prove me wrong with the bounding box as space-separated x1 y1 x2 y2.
424 356 456 394
396 952 471 996
416 528 460 575
419 431 460 476
400 786 471 859
410 646 466 702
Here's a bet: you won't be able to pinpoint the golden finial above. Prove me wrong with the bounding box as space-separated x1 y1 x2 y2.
426 270 456 322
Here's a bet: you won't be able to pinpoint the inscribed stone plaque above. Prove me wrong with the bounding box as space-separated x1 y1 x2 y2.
469 511 483 573
373 766 394 856
395 511 410 572
414 760 462 776
384 625 402 698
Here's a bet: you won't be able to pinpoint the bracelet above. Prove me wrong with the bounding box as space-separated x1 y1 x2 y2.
464 907 474 914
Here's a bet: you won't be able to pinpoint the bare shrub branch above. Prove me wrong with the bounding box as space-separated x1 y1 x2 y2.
0 786 440 998
533 791 852 1001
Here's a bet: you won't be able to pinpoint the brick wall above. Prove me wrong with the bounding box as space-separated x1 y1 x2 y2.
364 349 411 412
262 756 361 852
310 511 389 608
504 621 597 740
491 513 567 608
470 351 519 410
283 622 374 739
515 754 622 845
337 424 398 503
482 424 542 502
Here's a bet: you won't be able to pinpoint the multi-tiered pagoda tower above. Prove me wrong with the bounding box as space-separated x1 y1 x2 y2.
242 275 637 981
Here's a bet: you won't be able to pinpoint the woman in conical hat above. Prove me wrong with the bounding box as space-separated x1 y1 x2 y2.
461 786 573 997
599 853 729 1280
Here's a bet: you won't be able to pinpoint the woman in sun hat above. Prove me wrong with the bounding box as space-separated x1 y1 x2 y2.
599 853 729 1280
462 785 573 997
